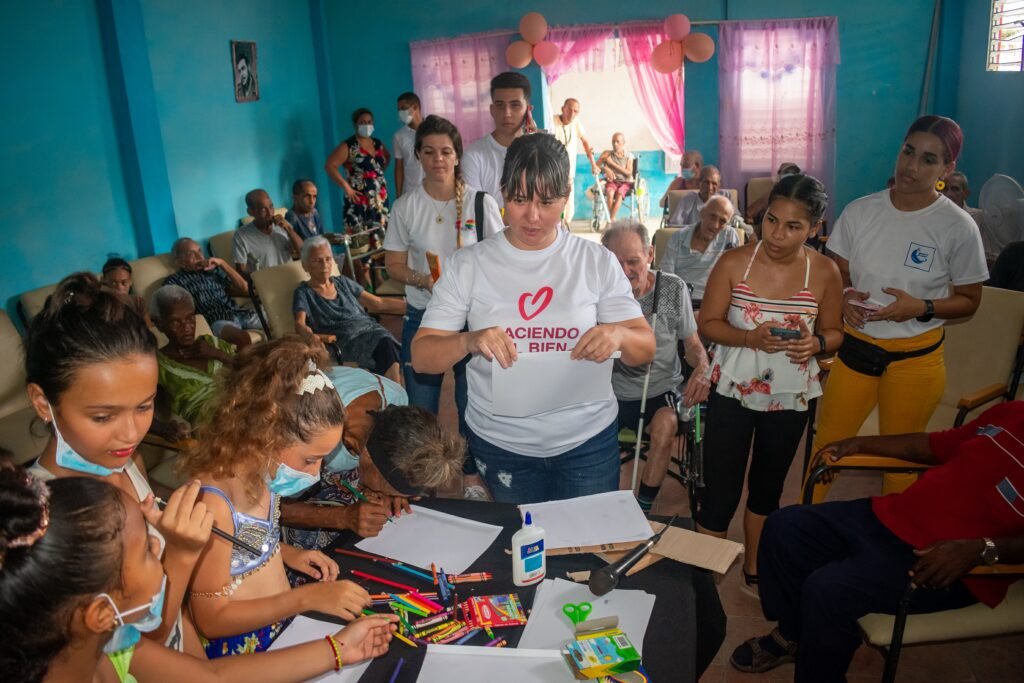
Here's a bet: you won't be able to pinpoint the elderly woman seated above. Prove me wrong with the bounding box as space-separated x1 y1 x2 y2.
294 236 406 383
149 284 236 435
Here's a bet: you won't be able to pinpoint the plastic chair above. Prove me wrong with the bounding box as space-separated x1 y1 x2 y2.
248 261 310 338
18 282 58 328
208 230 236 264
744 176 774 217
129 253 178 304
0 312 48 465
663 189 741 228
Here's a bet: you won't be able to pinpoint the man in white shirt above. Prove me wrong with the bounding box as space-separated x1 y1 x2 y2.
551 98 599 224
462 71 536 210
661 195 740 306
392 92 424 197
667 164 732 226
233 189 303 273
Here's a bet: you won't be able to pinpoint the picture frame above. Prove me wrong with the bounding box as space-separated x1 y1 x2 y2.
231 40 259 103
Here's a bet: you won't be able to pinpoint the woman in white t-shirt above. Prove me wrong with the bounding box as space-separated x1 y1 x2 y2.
411 134 654 505
383 115 503 497
809 115 988 500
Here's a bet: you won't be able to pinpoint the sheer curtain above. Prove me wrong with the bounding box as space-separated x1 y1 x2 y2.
619 22 686 158
410 32 513 144
543 24 616 84
718 18 840 210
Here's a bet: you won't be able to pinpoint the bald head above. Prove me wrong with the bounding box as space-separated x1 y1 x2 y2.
703 194 733 218
560 98 580 124
697 195 734 241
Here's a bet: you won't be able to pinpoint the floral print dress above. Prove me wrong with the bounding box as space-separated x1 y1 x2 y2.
342 135 389 231
707 243 822 412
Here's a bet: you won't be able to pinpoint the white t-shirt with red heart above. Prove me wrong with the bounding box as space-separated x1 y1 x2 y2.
421 228 642 456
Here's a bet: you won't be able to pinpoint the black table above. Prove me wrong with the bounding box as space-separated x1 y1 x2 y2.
303 498 725 682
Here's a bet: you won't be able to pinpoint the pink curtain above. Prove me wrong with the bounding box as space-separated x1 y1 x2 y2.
619 22 686 158
410 32 514 145
543 24 616 84
718 18 839 216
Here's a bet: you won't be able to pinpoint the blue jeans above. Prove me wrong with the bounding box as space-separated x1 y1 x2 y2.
401 305 472 472
466 420 620 504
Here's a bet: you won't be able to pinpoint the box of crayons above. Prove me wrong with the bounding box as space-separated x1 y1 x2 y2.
460 594 528 629
563 617 641 679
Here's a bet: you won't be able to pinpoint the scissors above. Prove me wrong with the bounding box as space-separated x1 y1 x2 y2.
562 601 593 625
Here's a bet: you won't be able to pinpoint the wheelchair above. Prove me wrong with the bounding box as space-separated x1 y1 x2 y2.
587 154 650 232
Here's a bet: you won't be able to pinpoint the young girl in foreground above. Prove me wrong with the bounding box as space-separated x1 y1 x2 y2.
0 465 396 683
184 338 372 657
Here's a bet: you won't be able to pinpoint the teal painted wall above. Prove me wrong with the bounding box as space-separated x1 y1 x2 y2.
0 1 135 313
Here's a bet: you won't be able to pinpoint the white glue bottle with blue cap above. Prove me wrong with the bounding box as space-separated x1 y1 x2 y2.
512 511 546 586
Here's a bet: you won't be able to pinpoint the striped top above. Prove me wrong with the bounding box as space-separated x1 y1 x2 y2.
707 243 822 412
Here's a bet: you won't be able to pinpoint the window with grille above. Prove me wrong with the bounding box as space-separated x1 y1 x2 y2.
988 1 1024 71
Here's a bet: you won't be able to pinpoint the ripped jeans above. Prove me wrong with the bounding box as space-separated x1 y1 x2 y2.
466 421 620 504
401 305 473 473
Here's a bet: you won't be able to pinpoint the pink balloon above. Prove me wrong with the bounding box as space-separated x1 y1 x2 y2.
651 41 684 74
532 41 560 68
519 12 548 45
506 40 534 69
664 14 691 42
683 32 715 63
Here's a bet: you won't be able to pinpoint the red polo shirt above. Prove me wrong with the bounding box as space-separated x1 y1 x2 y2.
872 401 1024 607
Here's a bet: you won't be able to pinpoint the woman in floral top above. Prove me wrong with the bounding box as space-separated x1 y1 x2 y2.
696 175 844 593
325 107 391 232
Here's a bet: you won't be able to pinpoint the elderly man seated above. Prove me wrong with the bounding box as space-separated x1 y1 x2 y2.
660 150 704 206
294 236 406 383
661 195 741 307
235 188 304 273
667 164 732 227
164 237 260 348
602 221 710 511
731 401 1024 681
150 284 236 435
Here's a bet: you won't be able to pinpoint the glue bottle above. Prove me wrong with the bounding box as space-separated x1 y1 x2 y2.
512 511 545 586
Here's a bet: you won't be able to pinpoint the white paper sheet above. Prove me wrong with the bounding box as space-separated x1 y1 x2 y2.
419 644 573 682
355 505 502 574
268 615 370 682
518 578 656 655
491 351 619 417
519 490 653 549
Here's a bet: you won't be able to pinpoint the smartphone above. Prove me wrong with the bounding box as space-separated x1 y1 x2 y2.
769 327 803 340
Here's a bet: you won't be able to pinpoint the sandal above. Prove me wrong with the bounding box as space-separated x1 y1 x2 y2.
740 568 760 598
730 627 798 673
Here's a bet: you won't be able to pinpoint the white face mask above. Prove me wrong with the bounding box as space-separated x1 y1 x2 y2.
358 124 374 138
398 109 413 125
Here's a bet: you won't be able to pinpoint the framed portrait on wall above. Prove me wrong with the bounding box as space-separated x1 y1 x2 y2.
231 40 259 102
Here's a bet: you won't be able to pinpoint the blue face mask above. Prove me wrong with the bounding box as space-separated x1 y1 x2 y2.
680 168 696 181
268 462 319 497
100 574 167 654
49 405 126 477
324 440 361 474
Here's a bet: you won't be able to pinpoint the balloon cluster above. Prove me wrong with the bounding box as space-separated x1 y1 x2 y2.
652 13 715 74
506 12 560 69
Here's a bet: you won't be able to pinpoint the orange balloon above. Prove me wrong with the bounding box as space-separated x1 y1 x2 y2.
506 40 534 69
651 41 684 74
683 33 715 63
519 12 548 45
533 41 560 68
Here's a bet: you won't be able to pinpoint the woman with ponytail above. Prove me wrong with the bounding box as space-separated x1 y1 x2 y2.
384 114 503 497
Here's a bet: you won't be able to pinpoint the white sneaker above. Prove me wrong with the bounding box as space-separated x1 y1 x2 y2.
463 485 490 500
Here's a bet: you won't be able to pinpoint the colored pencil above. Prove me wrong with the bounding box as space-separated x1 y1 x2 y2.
155 497 264 557
388 562 434 582
391 629 418 648
340 481 394 522
431 562 438 585
454 628 480 645
350 570 416 592
484 637 506 647
388 658 405 683
333 548 398 563
394 592 435 614
409 590 445 613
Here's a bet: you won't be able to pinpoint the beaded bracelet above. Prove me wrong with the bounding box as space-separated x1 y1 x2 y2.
325 634 343 672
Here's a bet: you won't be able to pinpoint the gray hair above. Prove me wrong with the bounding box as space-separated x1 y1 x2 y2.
947 170 969 190
301 235 332 264
699 165 720 181
500 133 571 201
171 237 197 260
601 220 650 249
150 284 194 320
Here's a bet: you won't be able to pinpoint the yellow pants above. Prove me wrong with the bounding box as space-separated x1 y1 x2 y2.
808 326 946 502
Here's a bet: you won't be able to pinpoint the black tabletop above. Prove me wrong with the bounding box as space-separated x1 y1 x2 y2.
303 497 725 683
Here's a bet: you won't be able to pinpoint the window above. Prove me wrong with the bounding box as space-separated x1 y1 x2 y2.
988 1 1024 72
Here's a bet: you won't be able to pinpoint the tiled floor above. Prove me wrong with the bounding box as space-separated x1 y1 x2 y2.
379 225 1024 680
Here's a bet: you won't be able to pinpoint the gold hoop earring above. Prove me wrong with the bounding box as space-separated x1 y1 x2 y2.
935 179 946 191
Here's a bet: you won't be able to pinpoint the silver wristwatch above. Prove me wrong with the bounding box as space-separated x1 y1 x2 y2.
981 538 999 566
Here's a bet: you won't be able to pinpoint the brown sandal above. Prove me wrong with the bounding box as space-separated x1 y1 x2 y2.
729 627 798 673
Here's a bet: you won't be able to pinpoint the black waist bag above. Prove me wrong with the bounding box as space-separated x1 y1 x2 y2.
837 332 944 377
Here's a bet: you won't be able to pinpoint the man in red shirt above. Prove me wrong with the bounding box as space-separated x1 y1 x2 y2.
730 401 1024 681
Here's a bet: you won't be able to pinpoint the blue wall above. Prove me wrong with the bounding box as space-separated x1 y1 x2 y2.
953 0 1024 196
0 1 135 313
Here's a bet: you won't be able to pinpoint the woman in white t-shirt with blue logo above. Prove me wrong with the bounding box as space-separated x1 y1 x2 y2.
384 115 503 497
411 134 655 504
810 115 988 500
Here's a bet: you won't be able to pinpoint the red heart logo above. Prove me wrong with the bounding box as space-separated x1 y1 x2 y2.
518 287 554 321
